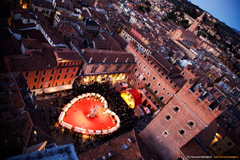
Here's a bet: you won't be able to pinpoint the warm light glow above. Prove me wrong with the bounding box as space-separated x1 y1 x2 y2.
121 92 135 108
215 133 223 139
22 4 27 9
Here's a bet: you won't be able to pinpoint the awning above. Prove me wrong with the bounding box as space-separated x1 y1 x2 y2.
43 84 72 93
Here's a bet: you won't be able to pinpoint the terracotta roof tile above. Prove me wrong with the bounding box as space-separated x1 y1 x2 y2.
81 49 135 64
22 39 44 49
5 47 57 72
180 139 211 159
78 130 156 160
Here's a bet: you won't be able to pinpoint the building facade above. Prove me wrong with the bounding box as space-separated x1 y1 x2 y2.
139 80 229 159
77 49 135 86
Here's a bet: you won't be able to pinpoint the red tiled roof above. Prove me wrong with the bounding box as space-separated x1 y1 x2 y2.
22 39 44 49
78 130 157 160
197 120 219 148
22 29 48 43
180 139 211 159
82 49 135 64
54 50 82 61
5 47 57 72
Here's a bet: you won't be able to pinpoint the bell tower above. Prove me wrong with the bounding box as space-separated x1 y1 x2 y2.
188 12 205 32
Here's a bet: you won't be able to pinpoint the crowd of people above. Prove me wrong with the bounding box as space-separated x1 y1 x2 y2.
48 81 138 154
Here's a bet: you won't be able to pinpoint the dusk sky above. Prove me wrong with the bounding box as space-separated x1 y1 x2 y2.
190 0 240 31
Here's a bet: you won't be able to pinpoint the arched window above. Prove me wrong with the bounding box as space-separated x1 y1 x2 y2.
179 129 185 136
159 96 164 101
187 121 194 128
147 83 151 87
173 106 179 113
91 65 99 73
154 90 158 94
143 77 146 81
165 115 171 121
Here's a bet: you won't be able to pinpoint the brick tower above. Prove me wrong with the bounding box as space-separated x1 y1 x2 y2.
140 78 228 159
188 12 205 32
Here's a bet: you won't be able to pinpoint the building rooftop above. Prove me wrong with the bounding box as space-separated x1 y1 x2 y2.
78 129 158 160
7 144 78 160
5 47 57 72
22 39 44 49
180 139 211 159
81 49 135 64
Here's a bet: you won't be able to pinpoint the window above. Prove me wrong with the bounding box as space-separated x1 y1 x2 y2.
154 90 158 94
32 86 36 89
52 70 54 74
137 83 140 86
159 96 164 101
49 76 52 81
36 71 39 76
152 77 156 81
25 72 29 77
42 10 45 13
138 62 141 66
227 142 232 147
69 80 71 84
40 85 43 88
64 75 67 79
213 142 217 146
55 82 58 86
143 77 146 81
91 65 99 73
165 115 171 121
62 81 64 85
34 78 37 83
158 83 161 86
57 75 60 79
41 77 44 82
218 148 222 151
125 64 131 71
173 106 179 113
48 83 51 87
187 121 194 128
115 64 122 72
163 130 168 137
71 74 74 78
134 68 137 72
43 71 46 75
66 69 69 73
147 71 150 75
46 10 49 14
182 72 185 76
147 83 151 87
162 87 165 91
179 129 185 136
59 69 62 73
167 92 170 96
103 64 111 72
142 66 146 70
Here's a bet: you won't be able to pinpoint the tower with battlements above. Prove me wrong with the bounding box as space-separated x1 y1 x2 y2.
140 78 228 159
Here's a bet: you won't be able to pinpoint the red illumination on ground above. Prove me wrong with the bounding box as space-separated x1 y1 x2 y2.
63 97 116 130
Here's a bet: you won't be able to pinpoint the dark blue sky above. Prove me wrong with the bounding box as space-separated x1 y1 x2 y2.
190 0 240 31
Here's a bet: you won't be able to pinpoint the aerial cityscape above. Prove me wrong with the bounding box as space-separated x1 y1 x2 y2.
0 0 240 159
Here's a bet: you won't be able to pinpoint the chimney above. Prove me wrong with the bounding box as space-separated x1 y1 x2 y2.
103 57 106 63
89 57 92 63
